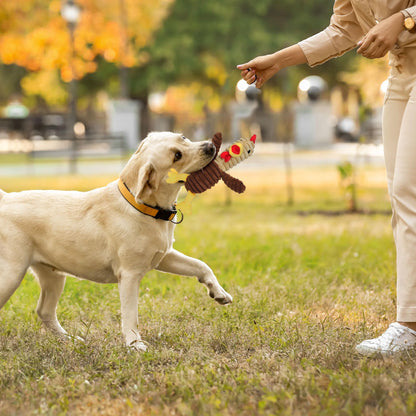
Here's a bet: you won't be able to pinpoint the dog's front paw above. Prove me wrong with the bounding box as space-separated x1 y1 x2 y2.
128 339 148 352
210 287 233 305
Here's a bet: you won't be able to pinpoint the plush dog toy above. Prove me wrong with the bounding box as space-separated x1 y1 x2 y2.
167 132 256 211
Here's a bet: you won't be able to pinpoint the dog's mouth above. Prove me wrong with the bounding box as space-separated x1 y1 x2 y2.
203 141 216 158
200 141 216 166
172 140 217 179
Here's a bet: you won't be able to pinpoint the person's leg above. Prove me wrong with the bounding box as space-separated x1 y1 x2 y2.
382 78 407 245
390 75 416 326
356 73 416 355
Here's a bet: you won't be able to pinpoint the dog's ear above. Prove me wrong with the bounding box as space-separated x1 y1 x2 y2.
134 138 146 155
135 162 159 201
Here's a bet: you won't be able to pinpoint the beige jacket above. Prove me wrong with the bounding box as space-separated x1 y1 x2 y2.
298 0 416 71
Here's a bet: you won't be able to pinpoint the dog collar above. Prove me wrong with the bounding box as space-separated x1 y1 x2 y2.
118 179 182 223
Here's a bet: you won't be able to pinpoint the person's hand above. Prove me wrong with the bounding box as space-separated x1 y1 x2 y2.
237 54 280 88
357 12 404 59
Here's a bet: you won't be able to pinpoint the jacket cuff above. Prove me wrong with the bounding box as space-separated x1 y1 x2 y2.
298 30 354 67
404 6 416 21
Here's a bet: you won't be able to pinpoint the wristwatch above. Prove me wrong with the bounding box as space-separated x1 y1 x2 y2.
402 9 415 31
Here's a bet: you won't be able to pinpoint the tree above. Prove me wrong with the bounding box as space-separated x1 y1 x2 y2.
0 0 363 112
0 0 173 105
131 0 357 99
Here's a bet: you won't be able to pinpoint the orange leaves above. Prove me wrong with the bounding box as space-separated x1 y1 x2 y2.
21 70 68 106
0 35 25 66
0 0 174 81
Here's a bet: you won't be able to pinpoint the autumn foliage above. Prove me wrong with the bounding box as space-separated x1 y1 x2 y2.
0 0 173 82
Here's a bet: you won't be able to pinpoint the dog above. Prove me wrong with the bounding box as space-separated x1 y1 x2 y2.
0 132 232 351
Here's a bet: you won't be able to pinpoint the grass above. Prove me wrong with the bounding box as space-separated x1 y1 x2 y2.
1 165 413 416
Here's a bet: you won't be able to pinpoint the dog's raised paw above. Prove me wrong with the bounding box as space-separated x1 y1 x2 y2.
215 296 233 305
211 290 233 305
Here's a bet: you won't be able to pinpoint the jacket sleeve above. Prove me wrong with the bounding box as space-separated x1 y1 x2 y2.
404 6 416 20
298 0 364 67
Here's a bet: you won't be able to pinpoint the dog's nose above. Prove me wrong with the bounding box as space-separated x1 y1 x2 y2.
202 142 216 157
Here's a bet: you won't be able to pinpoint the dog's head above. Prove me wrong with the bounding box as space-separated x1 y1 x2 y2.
120 132 216 204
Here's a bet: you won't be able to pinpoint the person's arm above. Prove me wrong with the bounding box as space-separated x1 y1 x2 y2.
238 0 362 88
237 45 307 88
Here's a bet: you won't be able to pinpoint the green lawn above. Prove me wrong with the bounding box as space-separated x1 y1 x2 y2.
2 167 414 416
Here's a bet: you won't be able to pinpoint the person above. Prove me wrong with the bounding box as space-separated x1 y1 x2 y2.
238 1 416 356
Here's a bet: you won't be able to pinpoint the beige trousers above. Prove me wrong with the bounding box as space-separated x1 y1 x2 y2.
383 64 416 322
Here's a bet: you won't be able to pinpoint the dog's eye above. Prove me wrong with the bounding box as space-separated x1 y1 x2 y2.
174 151 182 162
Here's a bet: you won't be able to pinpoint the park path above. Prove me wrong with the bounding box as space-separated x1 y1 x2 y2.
0 142 385 177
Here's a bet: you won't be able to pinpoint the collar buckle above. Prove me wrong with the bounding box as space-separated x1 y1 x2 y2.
154 206 177 221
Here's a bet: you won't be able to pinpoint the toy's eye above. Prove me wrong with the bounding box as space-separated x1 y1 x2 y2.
174 151 182 162
229 143 243 157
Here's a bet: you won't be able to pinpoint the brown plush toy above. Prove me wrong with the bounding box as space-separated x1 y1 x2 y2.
184 132 249 194
167 132 256 212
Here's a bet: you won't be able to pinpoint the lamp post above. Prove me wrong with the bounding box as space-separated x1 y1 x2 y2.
61 0 81 173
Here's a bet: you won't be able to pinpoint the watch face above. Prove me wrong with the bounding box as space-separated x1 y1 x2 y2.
405 17 415 30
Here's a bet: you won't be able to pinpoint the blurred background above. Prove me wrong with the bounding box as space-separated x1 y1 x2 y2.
0 0 390 151
0 5 407 414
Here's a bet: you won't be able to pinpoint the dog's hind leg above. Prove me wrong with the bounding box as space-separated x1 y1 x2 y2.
0 262 28 310
31 263 67 336
156 249 233 305
0 239 30 310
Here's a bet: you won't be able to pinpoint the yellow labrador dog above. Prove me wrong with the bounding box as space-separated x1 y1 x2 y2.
0 132 232 351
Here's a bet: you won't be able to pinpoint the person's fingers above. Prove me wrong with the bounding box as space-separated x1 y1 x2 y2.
247 74 257 85
357 42 373 56
242 68 256 82
236 62 253 70
357 35 372 54
357 32 385 56
361 39 391 58
238 59 267 88
358 41 382 58
369 43 388 58
357 41 367 54
241 68 252 77
246 72 257 84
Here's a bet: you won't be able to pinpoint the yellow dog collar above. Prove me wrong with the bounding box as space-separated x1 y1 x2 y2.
118 179 181 222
